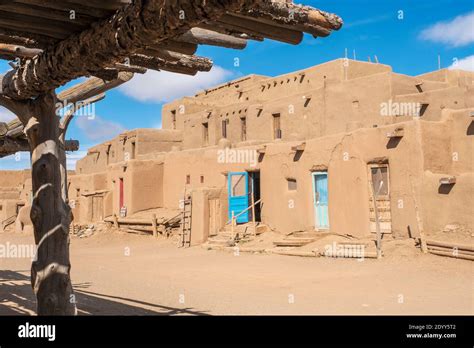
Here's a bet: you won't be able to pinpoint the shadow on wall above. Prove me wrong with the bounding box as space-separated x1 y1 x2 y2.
386 137 402 149
0 270 209 316
467 121 474 136
438 184 455 195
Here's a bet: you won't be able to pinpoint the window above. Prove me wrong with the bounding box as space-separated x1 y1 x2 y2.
16 204 24 215
202 122 209 145
186 175 191 185
222 119 229 138
371 166 389 196
171 110 177 129
200 176 204 184
231 175 246 197
287 178 297 191
273 113 281 139
131 142 136 160
240 117 247 141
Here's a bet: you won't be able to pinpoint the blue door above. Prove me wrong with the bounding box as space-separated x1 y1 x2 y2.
228 172 249 223
312 172 329 229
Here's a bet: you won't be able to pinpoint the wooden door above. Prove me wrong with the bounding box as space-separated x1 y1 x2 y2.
209 199 221 236
368 165 392 234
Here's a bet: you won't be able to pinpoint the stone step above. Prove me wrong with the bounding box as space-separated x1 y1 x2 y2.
273 237 316 247
268 249 318 257
207 238 235 247
291 231 326 238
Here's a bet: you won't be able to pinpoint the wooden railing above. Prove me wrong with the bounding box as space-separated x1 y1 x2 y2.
227 197 262 239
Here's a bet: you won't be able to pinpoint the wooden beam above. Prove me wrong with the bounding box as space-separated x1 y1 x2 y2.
0 137 28 157
0 137 79 157
199 22 264 41
219 14 303 44
176 27 247 49
0 33 41 48
241 1 343 31
0 43 42 58
1 0 263 100
130 54 213 75
229 12 330 38
57 71 133 104
113 63 147 74
92 69 119 81
0 2 97 27
153 40 198 55
13 0 113 19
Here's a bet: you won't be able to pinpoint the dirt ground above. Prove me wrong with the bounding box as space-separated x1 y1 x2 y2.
1 230 473 315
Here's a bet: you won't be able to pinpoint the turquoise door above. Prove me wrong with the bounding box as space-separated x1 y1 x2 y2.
228 172 249 223
312 172 329 229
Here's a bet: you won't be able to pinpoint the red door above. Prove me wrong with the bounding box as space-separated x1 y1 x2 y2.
119 178 124 208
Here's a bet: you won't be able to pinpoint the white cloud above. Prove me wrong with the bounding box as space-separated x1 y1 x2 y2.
449 55 474 72
0 106 16 123
345 14 391 29
420 12 474 47
119 66 235 103
75 115 126 142
66 150 87 171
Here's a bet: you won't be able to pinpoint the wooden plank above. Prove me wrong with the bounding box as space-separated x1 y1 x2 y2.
177 27 247 49
426 239 474 253
58 72 133 104
427 245 474 256
219 14 303 44
428 249 474 261
130 54 212 75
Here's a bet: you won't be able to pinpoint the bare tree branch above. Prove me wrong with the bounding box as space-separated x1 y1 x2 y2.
60 93 105 135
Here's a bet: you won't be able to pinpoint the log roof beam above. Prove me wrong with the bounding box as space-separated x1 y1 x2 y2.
0 0 264 100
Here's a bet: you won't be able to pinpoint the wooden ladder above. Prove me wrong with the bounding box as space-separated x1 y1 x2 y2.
1 215 16 232
179 192 192 248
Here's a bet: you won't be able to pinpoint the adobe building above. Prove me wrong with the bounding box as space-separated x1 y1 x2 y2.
1 59 473 247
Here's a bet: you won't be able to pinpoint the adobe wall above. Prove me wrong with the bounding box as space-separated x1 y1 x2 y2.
255 121 425 238
158 107 472 240
68 172 108 223
419 108 474 236
1 60 472 240
0 170 30 224
107 160 164 217
161 60 474 152
76 129 182 175
0 170 30 188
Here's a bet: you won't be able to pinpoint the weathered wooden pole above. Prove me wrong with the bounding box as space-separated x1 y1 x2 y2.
152 214 158 238
25 92 76 315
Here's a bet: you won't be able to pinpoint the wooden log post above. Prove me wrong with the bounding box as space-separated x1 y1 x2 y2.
251 194 256 236
113 214 119 230
152 214 158 238
25 92 76 315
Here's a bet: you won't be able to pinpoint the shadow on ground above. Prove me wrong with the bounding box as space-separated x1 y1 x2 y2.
0 270 208 316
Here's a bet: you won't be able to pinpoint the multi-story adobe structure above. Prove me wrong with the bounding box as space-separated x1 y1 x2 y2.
1 59 473 246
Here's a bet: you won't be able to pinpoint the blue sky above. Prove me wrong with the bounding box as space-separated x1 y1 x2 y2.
1 0 473 170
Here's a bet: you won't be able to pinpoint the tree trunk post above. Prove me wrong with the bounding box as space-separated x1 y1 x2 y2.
27 92 76 315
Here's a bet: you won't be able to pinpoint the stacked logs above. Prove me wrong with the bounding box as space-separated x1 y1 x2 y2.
426 239 474 261
0 0 343 99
